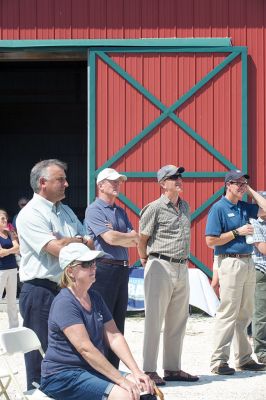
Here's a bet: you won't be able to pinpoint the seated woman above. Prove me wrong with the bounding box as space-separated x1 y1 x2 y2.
40 243 154 400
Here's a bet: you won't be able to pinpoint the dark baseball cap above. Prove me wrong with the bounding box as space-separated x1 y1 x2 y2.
224 170 249 183
157 165 185 182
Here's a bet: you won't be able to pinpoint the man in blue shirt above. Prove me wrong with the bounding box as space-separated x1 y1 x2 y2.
205 170 266 375
84 168 139 368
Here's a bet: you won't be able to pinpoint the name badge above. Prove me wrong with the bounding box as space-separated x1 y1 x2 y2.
227 213 235 217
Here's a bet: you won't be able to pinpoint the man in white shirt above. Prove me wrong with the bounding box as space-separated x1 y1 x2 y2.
17 159 93 389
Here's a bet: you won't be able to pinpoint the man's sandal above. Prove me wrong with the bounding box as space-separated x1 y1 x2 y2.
163 370 199 382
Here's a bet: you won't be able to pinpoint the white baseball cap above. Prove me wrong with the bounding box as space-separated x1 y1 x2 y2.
96 168 127 184
59 243 104 270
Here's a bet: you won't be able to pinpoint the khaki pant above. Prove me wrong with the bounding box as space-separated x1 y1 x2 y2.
0 268 19 328
253 270 266 359
210 256 256 368
143 256 189 372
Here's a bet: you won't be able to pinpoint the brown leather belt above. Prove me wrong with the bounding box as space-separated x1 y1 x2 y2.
219 254 251 259
149 252 188 264
99 258 129 267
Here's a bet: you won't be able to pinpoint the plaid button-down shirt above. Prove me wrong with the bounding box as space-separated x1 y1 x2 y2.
139 194 191 258
250 217 266 274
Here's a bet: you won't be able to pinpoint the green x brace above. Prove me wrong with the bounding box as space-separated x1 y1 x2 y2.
90 46 248 276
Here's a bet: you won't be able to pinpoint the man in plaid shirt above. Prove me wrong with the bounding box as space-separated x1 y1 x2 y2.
249 191 266 364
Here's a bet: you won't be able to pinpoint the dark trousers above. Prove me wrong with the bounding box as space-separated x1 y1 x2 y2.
19 283 57 390
253 270 266 359
92 263 129 368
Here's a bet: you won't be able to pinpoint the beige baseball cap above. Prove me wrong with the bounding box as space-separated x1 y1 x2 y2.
96 168 127 184
59 243 104 270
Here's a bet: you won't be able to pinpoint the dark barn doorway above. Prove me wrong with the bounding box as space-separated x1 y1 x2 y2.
0 60 87 221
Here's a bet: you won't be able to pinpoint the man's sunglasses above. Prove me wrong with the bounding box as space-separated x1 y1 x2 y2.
229 181 248 188
71 260 96 269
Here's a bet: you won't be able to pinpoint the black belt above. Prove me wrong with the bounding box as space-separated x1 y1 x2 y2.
99 259 129 267
219 254 252 259
149 253 188 264
25 278 60 294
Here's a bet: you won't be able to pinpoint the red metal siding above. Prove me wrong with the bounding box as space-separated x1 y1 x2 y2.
95 51 243 265
1 0 266 270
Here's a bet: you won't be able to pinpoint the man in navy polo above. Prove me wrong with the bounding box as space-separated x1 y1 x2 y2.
84 168 139 368
206 170 266 375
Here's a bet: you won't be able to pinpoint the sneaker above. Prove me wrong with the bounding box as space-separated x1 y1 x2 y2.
257 355 266 364
211 363 235 375
237 359 266 371
144 372 166 386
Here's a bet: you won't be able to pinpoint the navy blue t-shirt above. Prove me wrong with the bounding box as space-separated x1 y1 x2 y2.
205 196 258 255
41 288 113 377
0 235 17 270
84 198 133 260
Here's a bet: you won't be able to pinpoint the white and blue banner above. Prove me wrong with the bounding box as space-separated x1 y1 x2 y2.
127 266 220 316
128 267 145 311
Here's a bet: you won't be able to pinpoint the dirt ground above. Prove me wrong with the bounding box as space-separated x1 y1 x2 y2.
1 310 266 399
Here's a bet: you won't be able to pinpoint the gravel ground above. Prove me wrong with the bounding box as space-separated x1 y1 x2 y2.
1 309 266 399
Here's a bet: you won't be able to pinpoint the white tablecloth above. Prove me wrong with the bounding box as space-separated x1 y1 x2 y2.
128 267 220 316
188 269 220 317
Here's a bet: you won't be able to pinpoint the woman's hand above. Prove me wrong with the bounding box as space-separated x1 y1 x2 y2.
131 370 154 394
117 376 141 400
0 248 9 258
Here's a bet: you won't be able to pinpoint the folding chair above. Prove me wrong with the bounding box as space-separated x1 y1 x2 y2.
0 366 14 400
0 327 53 399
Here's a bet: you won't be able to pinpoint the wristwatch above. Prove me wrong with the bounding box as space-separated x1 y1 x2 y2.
75 235 90 244
232 229 240 239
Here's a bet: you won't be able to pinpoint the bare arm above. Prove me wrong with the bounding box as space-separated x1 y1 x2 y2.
255 242 266 255
101 230 139 247
0 239 20 258
247 185 266 214
137 234 150 267
64 324 125 383
43 236 94 257
63 323 150 397
104 320 154 394
104 320 140 373
206 224 254 248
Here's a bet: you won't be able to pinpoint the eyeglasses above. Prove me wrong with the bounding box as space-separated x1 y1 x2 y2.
71 260 96 269
229 181 248 188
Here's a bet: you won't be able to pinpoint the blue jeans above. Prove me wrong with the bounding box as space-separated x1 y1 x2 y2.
92 263 129 368
41 368 119 400
19 283 58 389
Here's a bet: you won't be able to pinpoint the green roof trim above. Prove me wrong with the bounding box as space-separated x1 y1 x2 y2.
0 38 232 50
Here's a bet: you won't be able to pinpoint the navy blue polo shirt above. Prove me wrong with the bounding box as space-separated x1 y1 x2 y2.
84 198 133 260
0 235 17 270
205 196 258 255
41 289 112 377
